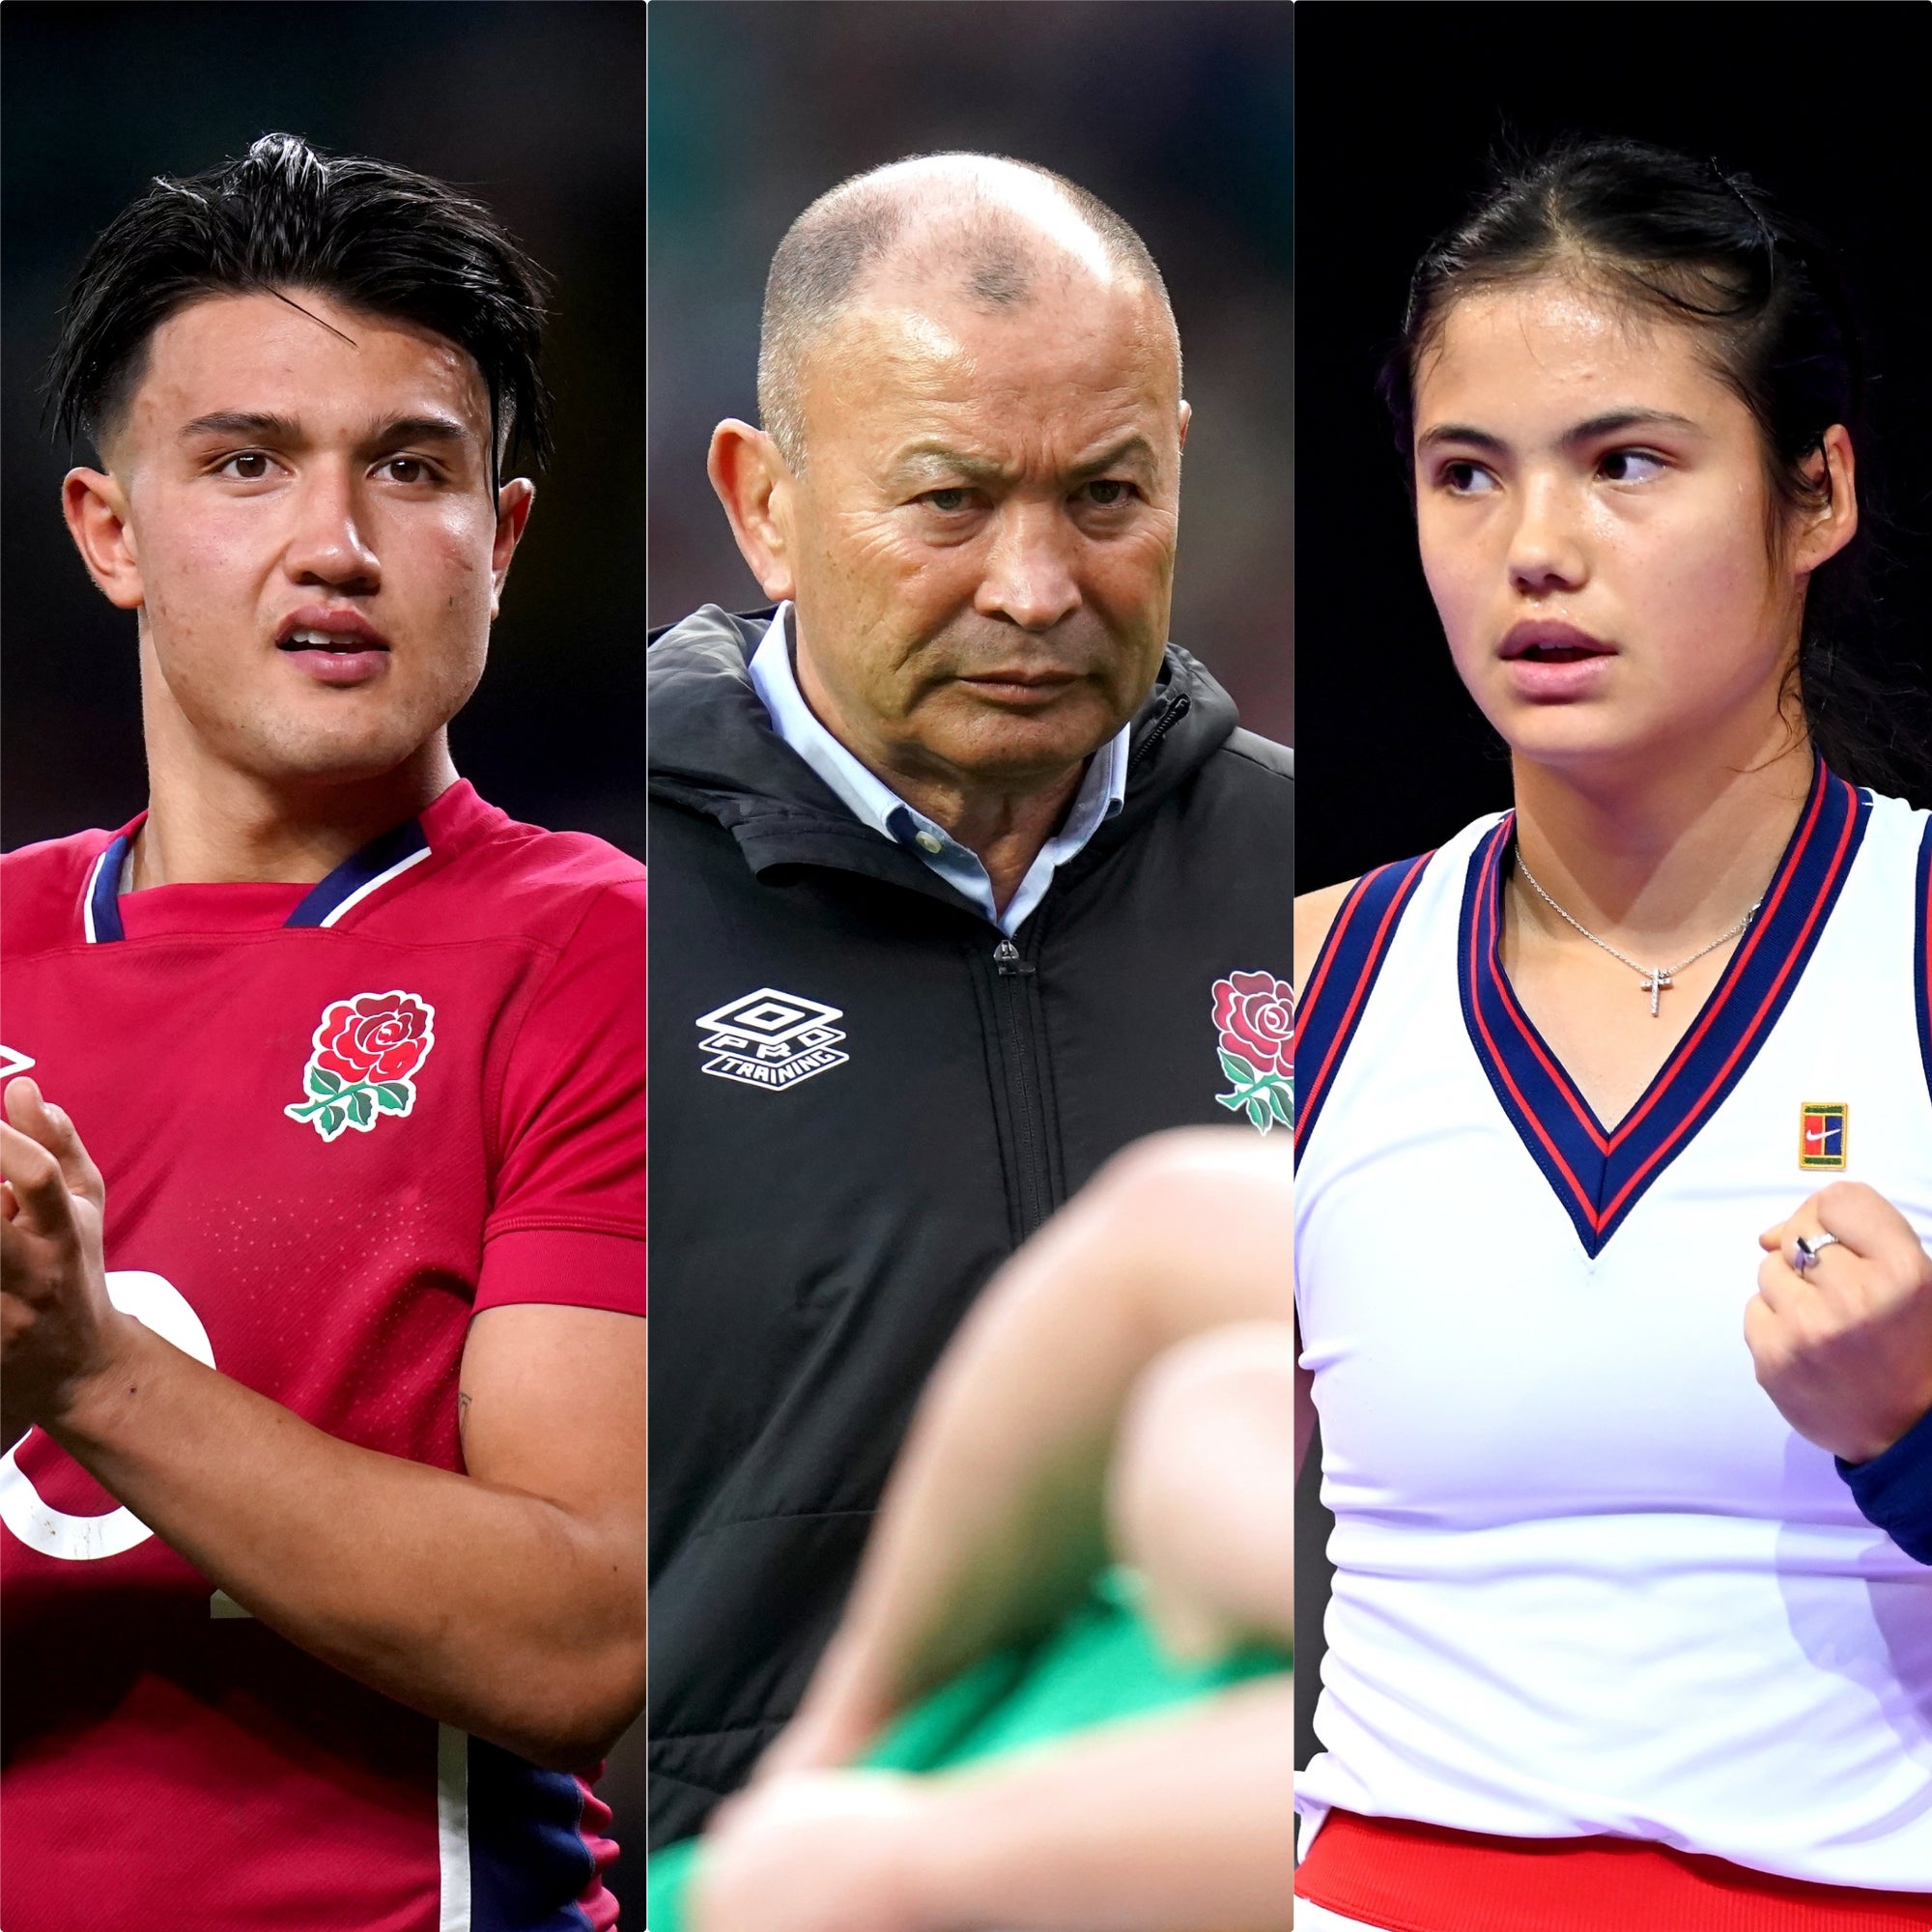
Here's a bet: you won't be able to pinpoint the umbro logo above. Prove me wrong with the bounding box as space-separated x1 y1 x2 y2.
697 987 849 1093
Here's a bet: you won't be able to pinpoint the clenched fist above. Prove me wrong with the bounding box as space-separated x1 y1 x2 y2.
1747 1181 1932 1465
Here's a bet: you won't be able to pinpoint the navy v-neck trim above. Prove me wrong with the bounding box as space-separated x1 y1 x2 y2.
1458 760 1869 1256
84 837 131 942
84 817 431 941
285 818 431 928
1915 814 1931 1105
1294 851 1434 1159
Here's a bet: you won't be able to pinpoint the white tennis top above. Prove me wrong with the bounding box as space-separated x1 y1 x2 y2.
1293 766 1932 1891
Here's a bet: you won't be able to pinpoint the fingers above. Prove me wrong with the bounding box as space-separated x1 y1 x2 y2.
1754 1251 1795 1317
1762 1185 1871 1283
2 1079 103 1210
1776 1182 1916 1264
0 1120 77 1243
1746 1182 1932 1463
1 1210 37 1289
1742 1290 1785 1374
1801 1181 1926 1272
1763 1183 1932 1313
4 1077 49 1139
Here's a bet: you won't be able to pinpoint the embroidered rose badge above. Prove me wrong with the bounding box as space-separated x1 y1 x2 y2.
285 990 436 1142
1212 969 1293 1134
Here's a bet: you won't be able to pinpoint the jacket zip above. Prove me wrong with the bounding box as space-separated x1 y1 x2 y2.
1126 688 1191 780
991 935 1053 1238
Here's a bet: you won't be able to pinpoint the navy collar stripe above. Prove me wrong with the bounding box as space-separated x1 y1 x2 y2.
1460 759 1868 1256
83 838 130 944
1915 814 1931 1105
1601 783 1861 1227
285 819 431 929
1463 840 1600 1226
1607 792 1862 1213
83 819 430 941
1605 773 1830 1149
1471 766 1831 1159
1478 842 1611 1154
1294 852 1433 1159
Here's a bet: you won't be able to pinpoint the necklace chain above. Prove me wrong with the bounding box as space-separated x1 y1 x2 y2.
1513 852 1764 1017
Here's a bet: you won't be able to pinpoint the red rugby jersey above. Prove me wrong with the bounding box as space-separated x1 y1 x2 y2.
0 779 645 1932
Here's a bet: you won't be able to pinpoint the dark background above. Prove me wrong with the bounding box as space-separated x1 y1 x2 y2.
1293 0 1932 1772
647 0 1293 747
1 1 647 860
0 4 650 1914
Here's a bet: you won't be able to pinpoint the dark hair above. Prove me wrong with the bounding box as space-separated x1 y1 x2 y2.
1381 135 1927 795
50 133 553 487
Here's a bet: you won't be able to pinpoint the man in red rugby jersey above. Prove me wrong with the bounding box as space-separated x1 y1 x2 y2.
0 134 644 1932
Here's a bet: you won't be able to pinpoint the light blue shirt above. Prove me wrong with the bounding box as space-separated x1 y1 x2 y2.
748 604 1129 936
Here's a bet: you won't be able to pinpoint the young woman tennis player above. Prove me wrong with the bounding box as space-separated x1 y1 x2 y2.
1293 139 1932 1929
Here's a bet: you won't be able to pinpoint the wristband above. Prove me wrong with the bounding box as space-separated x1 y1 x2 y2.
1837 1401 1932 1566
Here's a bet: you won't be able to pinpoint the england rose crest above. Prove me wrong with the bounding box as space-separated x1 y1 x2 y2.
285 990 436 1142
1212 969 1293 1134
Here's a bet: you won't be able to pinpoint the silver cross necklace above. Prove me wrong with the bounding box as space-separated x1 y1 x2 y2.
1513 852 1764 1017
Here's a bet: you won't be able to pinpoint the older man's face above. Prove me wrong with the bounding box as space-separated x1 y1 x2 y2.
782 271 1185 790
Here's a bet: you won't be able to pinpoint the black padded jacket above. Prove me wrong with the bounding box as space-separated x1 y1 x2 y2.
645 604 1293 1844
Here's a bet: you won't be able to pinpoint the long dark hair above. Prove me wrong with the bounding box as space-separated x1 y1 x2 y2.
1381 136 1928 797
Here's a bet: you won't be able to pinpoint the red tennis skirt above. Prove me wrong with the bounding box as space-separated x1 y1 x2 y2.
1295 1809 1932 1931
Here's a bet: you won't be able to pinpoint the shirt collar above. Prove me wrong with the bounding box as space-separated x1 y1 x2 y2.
747 603 1128 934
80 781 490 942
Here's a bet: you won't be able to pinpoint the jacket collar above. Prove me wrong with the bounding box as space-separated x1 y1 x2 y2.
646 605 1239 902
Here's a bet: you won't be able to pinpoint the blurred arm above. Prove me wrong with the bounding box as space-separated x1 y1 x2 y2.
696 1680 1295 1932
765 1125 1292 1777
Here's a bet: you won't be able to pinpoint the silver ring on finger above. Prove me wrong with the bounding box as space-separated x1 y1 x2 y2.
1791 1231 1842 1273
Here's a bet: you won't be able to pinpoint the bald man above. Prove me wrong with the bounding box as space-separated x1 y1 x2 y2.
645 154 1293 1845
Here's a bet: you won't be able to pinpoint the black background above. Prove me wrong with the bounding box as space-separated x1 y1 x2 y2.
1293 0 1932 1774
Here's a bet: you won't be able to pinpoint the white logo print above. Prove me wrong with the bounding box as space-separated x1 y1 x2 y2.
697 987 849 1092
1 1271 213 1560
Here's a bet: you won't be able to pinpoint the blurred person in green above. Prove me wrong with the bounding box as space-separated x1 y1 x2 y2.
654 1128 1294 1932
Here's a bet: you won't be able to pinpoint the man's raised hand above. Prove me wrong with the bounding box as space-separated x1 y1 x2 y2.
0 1076 128 1445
